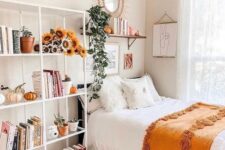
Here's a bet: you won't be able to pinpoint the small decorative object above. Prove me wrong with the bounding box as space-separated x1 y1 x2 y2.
62 75 72 95
70 85 77 94
41 27 86 58
104 25 113 34
24 91 38 101
86 6 111 100
68 118 81 132
0 93 5 104
6 83 25 103
124 53 133 70
47 125 59 140
105 43 119 74
20 26 34 53
54 114 69 136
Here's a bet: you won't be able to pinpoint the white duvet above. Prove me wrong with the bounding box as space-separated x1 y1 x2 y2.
88 98 225 150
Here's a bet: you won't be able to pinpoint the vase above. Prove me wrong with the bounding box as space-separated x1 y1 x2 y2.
58 124 69 136
68 121 79 132
62 81 72 95
20 37 35 53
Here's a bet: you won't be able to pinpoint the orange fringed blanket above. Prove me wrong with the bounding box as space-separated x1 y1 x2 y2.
142 103 225 150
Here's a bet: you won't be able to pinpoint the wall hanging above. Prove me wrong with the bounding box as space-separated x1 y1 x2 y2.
153 12 177 57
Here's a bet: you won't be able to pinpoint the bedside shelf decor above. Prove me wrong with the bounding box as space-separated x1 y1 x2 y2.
0 0 88 149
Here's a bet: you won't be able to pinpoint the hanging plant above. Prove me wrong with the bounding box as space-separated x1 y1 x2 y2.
86 6 111 100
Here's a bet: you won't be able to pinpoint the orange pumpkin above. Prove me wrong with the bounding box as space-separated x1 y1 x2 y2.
104 25 113 34
24 92 38 101
70 86 77 94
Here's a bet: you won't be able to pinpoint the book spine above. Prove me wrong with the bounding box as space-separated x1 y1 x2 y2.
113 18 118 34
29 124 34 148
6 27 13 54
44 72 49 99
0 27 3 54
12 128 18 150
12 30 20 54
6 123 16 150
0 26 8 54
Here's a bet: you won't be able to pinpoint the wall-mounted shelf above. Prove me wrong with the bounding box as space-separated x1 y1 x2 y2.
108 34 146 50
81 32 146 50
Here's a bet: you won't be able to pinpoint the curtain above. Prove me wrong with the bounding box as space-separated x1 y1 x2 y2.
177 0 225 104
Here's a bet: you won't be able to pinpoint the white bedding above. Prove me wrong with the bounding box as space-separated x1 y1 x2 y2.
88 98 225 150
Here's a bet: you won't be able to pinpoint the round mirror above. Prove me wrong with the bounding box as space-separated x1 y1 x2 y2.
98 0 124 17
104 0 119 13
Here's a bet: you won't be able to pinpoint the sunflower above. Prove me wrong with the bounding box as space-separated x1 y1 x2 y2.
67 30 76 39
77 45 87 58
64 47 75 56
71 37 80 49
42 33 53 44
55 27 67 39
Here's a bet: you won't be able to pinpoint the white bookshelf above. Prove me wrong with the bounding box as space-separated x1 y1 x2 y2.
0 0 87 150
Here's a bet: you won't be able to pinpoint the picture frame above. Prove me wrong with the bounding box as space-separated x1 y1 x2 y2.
105 43 120 74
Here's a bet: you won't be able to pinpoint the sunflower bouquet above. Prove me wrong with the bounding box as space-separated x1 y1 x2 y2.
41 27 86 58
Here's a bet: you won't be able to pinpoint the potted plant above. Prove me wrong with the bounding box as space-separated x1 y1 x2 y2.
54 114 68 136
20 26 35 53
62 75 72 95
68 118 81 132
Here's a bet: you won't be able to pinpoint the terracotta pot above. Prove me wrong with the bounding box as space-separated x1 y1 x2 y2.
58 124 68 136
20 37 35 53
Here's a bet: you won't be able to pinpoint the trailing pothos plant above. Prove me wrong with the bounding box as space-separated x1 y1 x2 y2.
86 6 111 100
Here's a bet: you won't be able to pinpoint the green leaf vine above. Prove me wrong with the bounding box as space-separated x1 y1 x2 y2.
86 6 111 100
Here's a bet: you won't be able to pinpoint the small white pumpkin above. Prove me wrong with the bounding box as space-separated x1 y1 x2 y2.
0 93 5 104
6 83 25 103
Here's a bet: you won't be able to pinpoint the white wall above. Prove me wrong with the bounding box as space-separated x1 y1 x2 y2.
145 0 179 98
0 0 146 149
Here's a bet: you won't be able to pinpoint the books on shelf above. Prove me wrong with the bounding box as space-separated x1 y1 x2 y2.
0 116 42 150
0 25 21 54
111 17 129 35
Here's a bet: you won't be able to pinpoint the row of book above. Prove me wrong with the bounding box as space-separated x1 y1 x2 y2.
0 116 42 150
32 70 64 99
111 17 129 35
0 25 20 54
64 144 86 150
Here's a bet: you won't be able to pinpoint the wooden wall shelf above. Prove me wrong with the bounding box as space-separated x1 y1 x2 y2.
81 32 147 50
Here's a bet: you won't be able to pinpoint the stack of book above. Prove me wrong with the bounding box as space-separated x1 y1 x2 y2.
73 144 86 150
44 70 64 98
0 116 42 150
0 25 20 54
111 17 129 35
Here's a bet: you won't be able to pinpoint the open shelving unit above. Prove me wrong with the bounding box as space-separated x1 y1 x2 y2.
0 0 87 149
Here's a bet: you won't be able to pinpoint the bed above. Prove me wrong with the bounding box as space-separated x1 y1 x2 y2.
87 98 225 150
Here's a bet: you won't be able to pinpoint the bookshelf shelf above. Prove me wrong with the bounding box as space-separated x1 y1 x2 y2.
0 90 86 110
46 127 86 145
0 0 87 149
0 99 43 110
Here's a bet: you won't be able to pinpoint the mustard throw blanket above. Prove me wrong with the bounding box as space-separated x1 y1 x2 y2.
142 103 225 150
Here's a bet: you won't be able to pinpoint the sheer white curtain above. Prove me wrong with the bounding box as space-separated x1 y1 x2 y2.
177 0 225 104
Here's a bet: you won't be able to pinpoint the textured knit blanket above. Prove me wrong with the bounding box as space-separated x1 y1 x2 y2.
142 102 225 150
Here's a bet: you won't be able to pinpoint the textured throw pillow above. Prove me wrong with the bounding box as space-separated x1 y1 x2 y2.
99 75 127 112
121 79 155 109
124 75 161 102
80 94 102 114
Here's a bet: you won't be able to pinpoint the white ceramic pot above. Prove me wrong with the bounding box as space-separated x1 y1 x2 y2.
68 121 79 132
47 125 59 140
0 94 5 104
62 81 72 95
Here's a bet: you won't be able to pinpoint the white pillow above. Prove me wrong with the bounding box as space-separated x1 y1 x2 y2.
144 74 161 102
124 75 161 102
99 75 127 112
80 95 102 114
121 80 155 109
